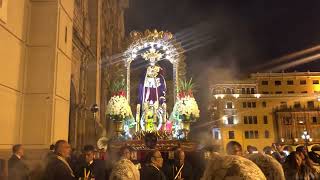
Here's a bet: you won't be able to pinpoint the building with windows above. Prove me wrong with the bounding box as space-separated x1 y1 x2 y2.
0 0 128 176
210 72 320 151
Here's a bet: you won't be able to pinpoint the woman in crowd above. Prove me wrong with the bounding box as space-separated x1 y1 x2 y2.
283 151 318 179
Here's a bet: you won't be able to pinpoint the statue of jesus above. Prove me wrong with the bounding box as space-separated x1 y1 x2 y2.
137 64 167 131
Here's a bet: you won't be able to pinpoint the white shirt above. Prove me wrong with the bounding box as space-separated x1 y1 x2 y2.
15 154 21 159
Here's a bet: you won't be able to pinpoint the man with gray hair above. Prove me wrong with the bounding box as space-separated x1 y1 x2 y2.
44 140 76 180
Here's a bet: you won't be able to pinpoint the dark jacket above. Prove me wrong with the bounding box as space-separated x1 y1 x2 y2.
43 155 76 180
141 164 166 180
309 151 320 164
76 159 106 180
8 155 30 180
163 161 193 180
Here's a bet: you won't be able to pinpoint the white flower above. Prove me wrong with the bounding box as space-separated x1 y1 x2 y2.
172 96 200 119
106 95 132 119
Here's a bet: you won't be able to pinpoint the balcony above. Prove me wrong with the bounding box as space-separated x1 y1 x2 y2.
274 106 320 112
223 108 237 116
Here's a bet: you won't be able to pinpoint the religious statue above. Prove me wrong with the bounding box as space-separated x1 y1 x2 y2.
137 63 167 131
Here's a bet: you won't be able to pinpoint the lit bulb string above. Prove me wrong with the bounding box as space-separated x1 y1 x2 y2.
106 41 319 73
121 39 216 74
102 39 195 67
100 29 215 67
83 26 215 72
251 45 320 72
192 95 317 129
105 37 320 72
114 37 217 74
102 34 216 70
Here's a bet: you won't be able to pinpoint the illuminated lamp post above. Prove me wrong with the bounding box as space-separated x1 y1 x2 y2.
301 129 312 148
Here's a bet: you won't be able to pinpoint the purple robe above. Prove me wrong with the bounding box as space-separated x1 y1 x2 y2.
138 67 167 106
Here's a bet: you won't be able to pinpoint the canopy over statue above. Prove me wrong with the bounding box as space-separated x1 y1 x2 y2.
105 29 199 141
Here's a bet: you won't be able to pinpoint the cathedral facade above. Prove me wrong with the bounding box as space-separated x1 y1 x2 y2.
0 0 128 167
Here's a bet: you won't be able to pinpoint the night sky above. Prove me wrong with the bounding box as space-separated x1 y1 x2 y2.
125 0 320 118
126 0 320 75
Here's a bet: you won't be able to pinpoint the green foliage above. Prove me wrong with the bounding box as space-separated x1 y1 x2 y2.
110 79 126 94
178 78 197 93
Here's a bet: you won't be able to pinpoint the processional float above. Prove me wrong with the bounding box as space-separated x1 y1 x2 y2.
103 29 200 152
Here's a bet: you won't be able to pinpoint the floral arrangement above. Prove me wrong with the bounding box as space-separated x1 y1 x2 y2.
175 96 200 120
177 78 196 98
106 80 132 121
110 79 126 97
171 78 200 121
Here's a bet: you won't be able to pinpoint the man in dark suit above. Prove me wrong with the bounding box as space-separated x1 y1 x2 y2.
76 145 106 180
163 149 193 180
8 144 30 180
44 140 76 180
141 149 166 180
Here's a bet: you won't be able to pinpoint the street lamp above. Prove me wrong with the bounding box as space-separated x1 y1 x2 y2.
91 104 99 136
90 104 99 118
301 129 311 147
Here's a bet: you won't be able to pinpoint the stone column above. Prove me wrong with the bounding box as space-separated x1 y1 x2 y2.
22 1 74 148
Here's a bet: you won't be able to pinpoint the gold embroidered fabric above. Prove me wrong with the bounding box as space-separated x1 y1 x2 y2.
109 159 140 180
245 153 285 180
201 153 266 180
56 155 75 177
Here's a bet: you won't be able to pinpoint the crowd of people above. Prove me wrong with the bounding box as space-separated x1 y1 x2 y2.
6 140 192 180
5 139 320 180
221 141 320 180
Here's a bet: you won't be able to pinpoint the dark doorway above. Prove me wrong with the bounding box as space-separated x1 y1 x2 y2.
68 81 77 148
